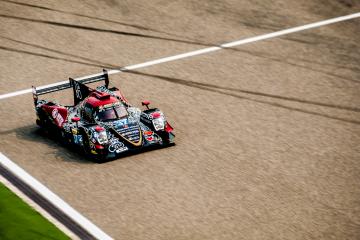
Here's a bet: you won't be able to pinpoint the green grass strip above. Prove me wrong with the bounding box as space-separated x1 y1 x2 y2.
0 182 70 240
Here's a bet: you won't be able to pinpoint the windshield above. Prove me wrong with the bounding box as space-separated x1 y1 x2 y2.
96 104 128 121
114 105 128 118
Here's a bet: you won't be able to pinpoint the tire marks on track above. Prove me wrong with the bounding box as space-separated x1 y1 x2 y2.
0 14 210 47
0 0 188 39
127 71 360 125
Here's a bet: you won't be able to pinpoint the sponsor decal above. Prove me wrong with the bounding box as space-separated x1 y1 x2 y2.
141 112 153 121
122 130 139 136
108 138 128 153
96 86 115 96
114 119 128 128
51 108 58 118
141 118 152 124
63 124 71 133
98 102 120 111
74 81 82 100
139 122 151 131
52 109 64 126
73 135 82 144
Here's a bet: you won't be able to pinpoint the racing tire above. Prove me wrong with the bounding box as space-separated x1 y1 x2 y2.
158 131 175 146
79 128 107 163
79 129 91 155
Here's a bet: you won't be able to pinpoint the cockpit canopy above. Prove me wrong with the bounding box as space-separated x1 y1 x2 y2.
95 103 127 121
82 92 128 122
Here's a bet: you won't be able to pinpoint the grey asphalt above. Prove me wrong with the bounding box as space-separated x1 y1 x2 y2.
0 1 359 239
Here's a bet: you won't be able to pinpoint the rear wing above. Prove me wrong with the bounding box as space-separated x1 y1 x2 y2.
32 69 109 105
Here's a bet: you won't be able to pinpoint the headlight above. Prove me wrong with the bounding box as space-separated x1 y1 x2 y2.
94 130 108 144
152 113 165 131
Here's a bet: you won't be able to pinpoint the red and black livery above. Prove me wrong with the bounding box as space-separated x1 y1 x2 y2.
32 70 175 162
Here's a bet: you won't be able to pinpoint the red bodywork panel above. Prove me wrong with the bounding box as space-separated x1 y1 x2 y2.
165 122 174 133
85 92 119 107
42 105 68 127
151 112 161 119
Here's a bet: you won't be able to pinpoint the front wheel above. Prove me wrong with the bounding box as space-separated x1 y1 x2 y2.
79 128 107 163
79 128 91 155
157 131 175 146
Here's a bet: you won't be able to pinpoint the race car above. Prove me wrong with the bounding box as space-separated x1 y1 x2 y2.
32 70 175 161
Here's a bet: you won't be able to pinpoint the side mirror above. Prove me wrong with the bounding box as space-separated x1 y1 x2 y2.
71 117 80 122
141 100 150 109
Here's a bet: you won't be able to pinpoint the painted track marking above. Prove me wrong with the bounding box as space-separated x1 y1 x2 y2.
0 152 113 240
0 12 359 100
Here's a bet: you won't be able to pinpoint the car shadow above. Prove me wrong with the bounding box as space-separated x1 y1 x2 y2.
100 143 176 164
0 125 94 164
0 124 175 164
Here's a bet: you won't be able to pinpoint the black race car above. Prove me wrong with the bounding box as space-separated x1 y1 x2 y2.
32 70 175 161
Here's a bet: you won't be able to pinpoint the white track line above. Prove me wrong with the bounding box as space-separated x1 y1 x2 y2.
0 12 359 100
0 152 113 240
0 175 80 240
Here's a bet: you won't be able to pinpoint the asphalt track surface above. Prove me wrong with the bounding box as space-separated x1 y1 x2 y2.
0 0 360 239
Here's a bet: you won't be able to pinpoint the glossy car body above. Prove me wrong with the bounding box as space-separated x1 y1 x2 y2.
32 70 174 161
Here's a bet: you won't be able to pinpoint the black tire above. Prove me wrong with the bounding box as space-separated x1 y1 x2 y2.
79 128 91 155
157 131 175 146
57 129 70 146
79 128 107 163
